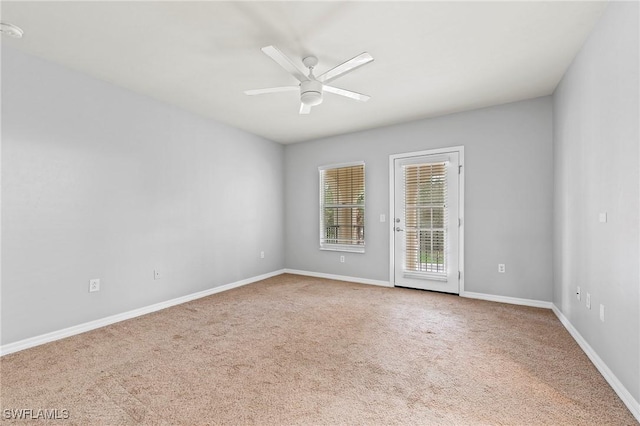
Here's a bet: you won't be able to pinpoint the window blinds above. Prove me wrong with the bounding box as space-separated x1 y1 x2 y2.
320 164 365 249
403 162 447 274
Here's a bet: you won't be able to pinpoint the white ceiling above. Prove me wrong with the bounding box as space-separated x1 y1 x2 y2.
1 1 607 144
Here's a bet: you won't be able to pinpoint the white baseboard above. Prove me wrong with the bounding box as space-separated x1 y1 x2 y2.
461 291 553 309
283 269 392 288
551 305 640 422
0 269 285 357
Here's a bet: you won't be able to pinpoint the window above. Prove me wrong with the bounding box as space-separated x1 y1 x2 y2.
319 162 365 252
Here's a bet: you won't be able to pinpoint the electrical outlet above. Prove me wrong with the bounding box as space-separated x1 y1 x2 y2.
260 251 265 259
600 304 605 322
340 255 345 263
89 279 100 292
498 264 505 273
576 286 581 301
154 270 161 280
586 293 591 309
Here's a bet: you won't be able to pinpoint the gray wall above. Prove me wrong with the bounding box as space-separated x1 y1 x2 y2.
553 2 639 402
284 97 554 301
1 46 285 345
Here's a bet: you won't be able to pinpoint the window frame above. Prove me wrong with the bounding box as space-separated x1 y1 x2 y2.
318 161 366 253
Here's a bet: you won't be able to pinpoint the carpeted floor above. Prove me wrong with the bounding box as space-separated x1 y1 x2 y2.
0 274 636 425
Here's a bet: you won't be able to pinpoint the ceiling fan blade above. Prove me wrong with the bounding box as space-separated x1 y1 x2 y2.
323 85 371 102
262 45 309 83
299 103 311 114
317 52 374 84
244 86 299 96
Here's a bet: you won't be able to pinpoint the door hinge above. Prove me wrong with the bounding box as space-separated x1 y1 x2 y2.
458 164 462 174
458 271 461 280
458 218 462 227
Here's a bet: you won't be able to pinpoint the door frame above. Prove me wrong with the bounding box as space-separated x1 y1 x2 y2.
389 146 465 292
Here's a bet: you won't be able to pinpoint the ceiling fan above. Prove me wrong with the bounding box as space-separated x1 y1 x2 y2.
244 46 374 114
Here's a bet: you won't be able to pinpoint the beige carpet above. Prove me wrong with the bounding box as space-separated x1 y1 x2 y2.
0 274 636 425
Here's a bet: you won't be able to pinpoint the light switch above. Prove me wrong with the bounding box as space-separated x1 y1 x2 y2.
599 212 607 223
380 214 386 222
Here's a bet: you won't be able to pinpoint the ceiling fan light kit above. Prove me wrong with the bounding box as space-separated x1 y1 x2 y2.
300 80 323 106
244 46 373 115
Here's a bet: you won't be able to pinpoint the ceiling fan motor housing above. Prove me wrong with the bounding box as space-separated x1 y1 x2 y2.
300 80 323 106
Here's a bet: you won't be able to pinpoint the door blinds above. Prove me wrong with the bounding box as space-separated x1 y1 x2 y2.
403 161 448 274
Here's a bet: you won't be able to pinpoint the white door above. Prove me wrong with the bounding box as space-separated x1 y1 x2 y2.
391 150 461 293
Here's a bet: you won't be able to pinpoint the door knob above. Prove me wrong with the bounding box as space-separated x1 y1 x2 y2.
395 227 404 232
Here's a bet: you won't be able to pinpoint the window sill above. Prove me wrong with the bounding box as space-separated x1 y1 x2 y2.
320 245 365 254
